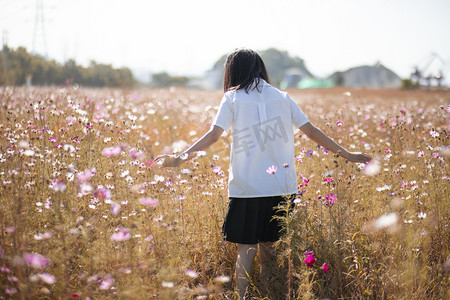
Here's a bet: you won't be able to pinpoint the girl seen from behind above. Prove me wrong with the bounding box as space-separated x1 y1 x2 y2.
154 48 372 299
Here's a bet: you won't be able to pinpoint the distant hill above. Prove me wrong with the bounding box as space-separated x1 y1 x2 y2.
329 63 402 88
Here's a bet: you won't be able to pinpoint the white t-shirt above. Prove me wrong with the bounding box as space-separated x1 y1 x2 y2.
212 79 309 198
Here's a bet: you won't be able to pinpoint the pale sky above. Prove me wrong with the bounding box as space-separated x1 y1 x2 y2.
1 0 449 81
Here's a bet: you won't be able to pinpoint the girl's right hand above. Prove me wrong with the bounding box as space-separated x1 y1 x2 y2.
152 154 181 168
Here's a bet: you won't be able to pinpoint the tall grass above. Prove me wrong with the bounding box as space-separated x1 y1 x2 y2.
0 86 448 299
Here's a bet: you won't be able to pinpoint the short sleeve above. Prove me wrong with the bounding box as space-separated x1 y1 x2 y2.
288 95 309 128
211 94 233 132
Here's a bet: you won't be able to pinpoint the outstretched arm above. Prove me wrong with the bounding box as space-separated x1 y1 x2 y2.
154 125 224 167
299 122 371 163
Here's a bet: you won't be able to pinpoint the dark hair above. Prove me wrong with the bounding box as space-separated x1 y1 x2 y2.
223 48 270 93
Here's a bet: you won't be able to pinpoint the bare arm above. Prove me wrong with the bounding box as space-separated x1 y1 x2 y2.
154 125 224 167
299 122 371 163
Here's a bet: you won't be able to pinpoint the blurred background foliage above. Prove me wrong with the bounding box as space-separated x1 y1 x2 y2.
0 46 135 87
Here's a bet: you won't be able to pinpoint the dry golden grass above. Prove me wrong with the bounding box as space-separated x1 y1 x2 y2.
0 86 448 299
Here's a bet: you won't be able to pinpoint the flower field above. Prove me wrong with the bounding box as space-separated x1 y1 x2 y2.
0 86 448 299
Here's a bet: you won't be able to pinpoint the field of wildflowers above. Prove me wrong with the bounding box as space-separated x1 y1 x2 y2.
0 86 448 299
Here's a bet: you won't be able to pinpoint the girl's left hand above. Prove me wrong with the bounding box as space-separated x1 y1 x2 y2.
152 154 181 168
346 152 372 164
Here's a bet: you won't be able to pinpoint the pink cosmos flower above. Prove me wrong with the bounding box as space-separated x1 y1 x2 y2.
110 229 131 242
111 202 120 215
49 179 66 192
5 288 17 295
336 121 343 127
322 263 329 273
139 197 159 207
78 182 93 195
99 276 114 290
364 160 381 176
1 266 10 273
95 188 112 199
185 269 199 278
49 137 57 143
266 165 277 174
102 146 122 157
34 232 53 240
5 227 15 233
129 147 144 159
77 169 94 182
24 253 50 269
38 273 56 284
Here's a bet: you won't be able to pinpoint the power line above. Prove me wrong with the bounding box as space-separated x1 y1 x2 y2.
32 0 47 58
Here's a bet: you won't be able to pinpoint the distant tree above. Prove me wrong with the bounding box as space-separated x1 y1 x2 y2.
260 48 311 86
151 72 190 87
0 46 136 87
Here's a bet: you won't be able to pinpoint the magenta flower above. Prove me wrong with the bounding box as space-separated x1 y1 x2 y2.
102 146 122 157
24 253 50 269
139 197 159 207
322 193 337 207
336 121 343 127
322 263 329 273
400 108 407 115
304 255 315 267
110 229 131 242
49 137 57 143
266 165 277 174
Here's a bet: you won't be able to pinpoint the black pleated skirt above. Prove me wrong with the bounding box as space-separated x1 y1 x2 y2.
222 195 294 244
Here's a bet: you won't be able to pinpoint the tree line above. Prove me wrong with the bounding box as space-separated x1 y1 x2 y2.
0 46 135 87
